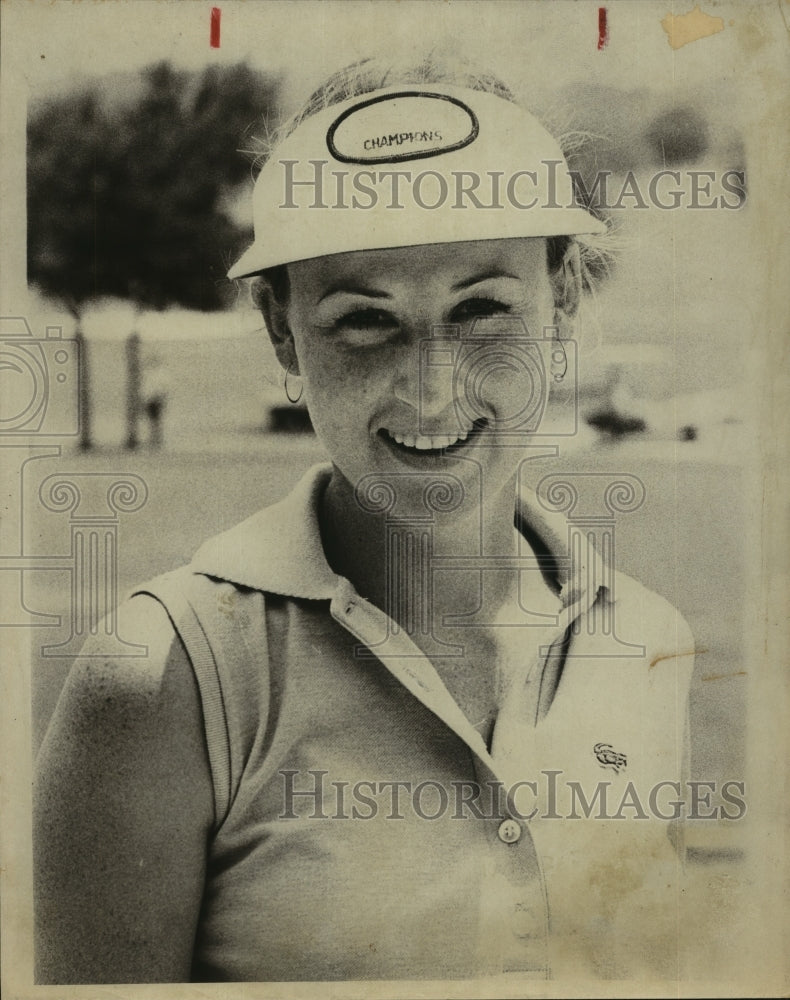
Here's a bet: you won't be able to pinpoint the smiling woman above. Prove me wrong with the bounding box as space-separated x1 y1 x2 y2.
34 57 694 985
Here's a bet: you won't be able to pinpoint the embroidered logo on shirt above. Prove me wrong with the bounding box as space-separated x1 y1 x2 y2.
594 742 627 773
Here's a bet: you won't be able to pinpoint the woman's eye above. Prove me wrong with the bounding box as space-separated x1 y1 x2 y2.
451 297 512 321
335 309 398 332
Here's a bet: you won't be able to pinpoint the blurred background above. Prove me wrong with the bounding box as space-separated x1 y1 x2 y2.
6 3 775 962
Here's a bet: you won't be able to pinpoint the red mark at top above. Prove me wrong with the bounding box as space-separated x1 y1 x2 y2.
598 7 608 50
210 7 221 48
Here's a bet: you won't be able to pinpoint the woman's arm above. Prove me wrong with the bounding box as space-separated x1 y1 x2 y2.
34 594 214 984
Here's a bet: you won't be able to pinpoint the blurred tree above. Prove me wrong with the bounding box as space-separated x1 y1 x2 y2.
644 106 710 166
28 61 279 313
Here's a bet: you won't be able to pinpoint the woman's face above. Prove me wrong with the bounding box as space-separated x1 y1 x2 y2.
282 237 561 501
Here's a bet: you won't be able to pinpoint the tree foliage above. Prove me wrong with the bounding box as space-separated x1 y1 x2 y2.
28 62 279 312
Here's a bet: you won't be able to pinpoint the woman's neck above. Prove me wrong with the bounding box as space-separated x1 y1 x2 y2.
319 464 522 625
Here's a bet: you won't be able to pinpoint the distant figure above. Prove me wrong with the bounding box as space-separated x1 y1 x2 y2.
586 365 648 440
140 353 169 449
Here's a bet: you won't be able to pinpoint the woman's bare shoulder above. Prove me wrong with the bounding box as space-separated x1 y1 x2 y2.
59 593 186 706
34 594 213 983
37 591 213 806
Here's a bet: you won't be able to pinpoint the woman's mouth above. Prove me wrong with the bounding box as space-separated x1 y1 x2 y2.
379 419 487 458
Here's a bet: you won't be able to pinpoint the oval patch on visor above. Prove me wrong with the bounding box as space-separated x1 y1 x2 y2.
327 91 479 165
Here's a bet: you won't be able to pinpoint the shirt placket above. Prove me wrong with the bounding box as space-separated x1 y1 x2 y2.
328 576 594 978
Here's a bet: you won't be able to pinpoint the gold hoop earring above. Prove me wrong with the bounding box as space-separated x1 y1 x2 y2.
550 338 568 383
548 316 570 383
284 361 303 404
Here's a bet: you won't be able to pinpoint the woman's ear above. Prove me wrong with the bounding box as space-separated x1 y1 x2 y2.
255 278 298 374
550 242 582 321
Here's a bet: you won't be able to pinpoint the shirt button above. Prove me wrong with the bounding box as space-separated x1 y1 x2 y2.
498 818 522 844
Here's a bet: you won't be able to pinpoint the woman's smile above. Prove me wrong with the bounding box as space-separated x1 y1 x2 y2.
378 416 487 459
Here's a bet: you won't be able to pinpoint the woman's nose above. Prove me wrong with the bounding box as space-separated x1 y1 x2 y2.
392 330 458 421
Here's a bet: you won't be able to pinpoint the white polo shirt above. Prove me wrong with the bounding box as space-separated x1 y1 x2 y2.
135 463 694 982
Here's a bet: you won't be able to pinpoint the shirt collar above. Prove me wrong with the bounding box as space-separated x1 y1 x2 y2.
190 462 606 611
191 463 340 600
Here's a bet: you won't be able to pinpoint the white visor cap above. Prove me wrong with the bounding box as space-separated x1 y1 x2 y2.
228 84 607 279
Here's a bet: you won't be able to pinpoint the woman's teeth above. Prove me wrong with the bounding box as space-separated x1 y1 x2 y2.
386 428 471 450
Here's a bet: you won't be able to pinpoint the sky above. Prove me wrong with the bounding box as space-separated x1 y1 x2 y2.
4 0 780 118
